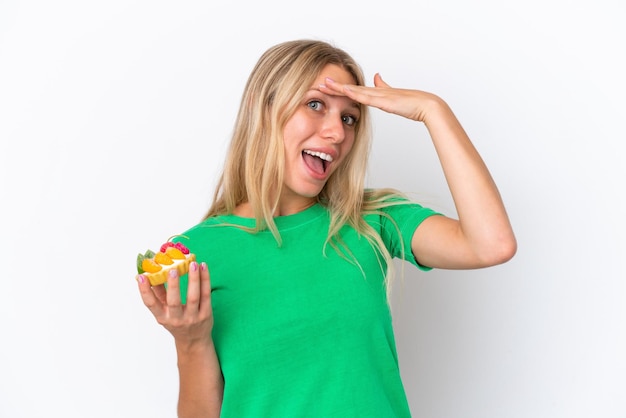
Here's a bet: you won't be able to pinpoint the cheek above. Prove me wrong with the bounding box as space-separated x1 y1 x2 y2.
333 136 357 171
342 134 356 155
283 112 312 147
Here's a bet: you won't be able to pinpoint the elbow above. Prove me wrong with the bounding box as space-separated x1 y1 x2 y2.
482 233 517 267
497 236 517 265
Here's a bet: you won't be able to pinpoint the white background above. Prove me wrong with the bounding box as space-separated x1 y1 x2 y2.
1 1 624 417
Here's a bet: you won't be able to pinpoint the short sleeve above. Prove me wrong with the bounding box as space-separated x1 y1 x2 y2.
376 199 441 271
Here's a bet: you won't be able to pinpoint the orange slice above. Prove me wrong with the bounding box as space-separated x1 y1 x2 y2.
154 252 173 265
142 258 162 273
165 247 185 260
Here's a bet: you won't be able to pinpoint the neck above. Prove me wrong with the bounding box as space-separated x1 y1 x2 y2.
276 199 317 216
233 198 317 218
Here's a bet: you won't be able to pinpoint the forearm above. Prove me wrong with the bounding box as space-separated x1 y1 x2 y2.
320 75 516 266
176 339 223 418
424 97 516 262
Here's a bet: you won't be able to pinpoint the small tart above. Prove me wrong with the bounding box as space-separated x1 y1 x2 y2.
142 253 196 286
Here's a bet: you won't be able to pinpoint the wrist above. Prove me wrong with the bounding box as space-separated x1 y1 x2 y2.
175 335 215 356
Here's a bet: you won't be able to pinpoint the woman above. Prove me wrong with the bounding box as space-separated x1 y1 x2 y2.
137 39 516 417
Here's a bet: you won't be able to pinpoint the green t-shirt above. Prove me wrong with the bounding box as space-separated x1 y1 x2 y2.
175 201 438 417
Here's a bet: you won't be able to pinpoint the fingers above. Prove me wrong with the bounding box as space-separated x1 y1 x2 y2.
318 78 346 97
198 262 212 319
319 73 389 95
165 268 184 318
137 261 213 338
136 274 165 318
322 74 436 121
186 261 212 319
320 76 387 105
152 284 167 306
373 73 391 88
185 261 201 316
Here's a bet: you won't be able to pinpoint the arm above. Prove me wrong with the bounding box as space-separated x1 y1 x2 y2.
322 74 516 269
137 261 223 417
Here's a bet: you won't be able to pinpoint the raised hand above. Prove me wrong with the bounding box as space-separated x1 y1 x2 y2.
319 73 447 123
322 71 516 269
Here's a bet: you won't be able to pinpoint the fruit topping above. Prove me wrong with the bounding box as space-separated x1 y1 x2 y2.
165 246 185 260
160 242 176 252
136 236 191 276
142 258 163 273
154 252 173 265
174 242 190 254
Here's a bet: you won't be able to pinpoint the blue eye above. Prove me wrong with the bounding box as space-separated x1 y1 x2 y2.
343 114 358 126
307 100 322 111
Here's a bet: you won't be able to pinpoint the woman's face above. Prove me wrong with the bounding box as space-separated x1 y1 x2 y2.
281 64 360 211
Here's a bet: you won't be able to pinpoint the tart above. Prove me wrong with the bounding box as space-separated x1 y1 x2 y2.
136 239 195 286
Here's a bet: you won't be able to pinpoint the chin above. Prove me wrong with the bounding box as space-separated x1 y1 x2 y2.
284 182 325 200
299 189 323 199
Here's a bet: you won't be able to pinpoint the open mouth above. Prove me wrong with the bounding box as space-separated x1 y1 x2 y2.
302 149 333 175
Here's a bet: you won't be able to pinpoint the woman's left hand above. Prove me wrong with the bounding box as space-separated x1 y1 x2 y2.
319 73 445 123
322 72 517 269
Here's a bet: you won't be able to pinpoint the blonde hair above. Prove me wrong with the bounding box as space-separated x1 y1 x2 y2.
205 39 408 292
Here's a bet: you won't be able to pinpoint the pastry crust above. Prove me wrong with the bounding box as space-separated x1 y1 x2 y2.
143 253 196 286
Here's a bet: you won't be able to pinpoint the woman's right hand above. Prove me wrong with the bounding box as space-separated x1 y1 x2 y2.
137 261 214 349
138 263 223 416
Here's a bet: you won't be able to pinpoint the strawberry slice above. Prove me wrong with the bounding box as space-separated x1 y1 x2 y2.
174 242 190 254
160 242 176 253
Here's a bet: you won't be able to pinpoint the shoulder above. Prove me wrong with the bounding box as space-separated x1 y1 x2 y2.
173 215 242 242
170 215 253 259
362 188 427 215
363 187 409 205
362 188 441 231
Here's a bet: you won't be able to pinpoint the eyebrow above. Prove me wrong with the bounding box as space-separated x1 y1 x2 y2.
348 101 361 112
343 100 362 116
308 88 361 112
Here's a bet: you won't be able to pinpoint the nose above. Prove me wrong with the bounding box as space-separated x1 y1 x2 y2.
320 114 345 144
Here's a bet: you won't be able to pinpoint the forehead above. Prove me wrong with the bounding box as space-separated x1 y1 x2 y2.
312 64 356 86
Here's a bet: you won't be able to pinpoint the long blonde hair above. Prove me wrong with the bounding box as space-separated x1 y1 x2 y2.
205 39 408 291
